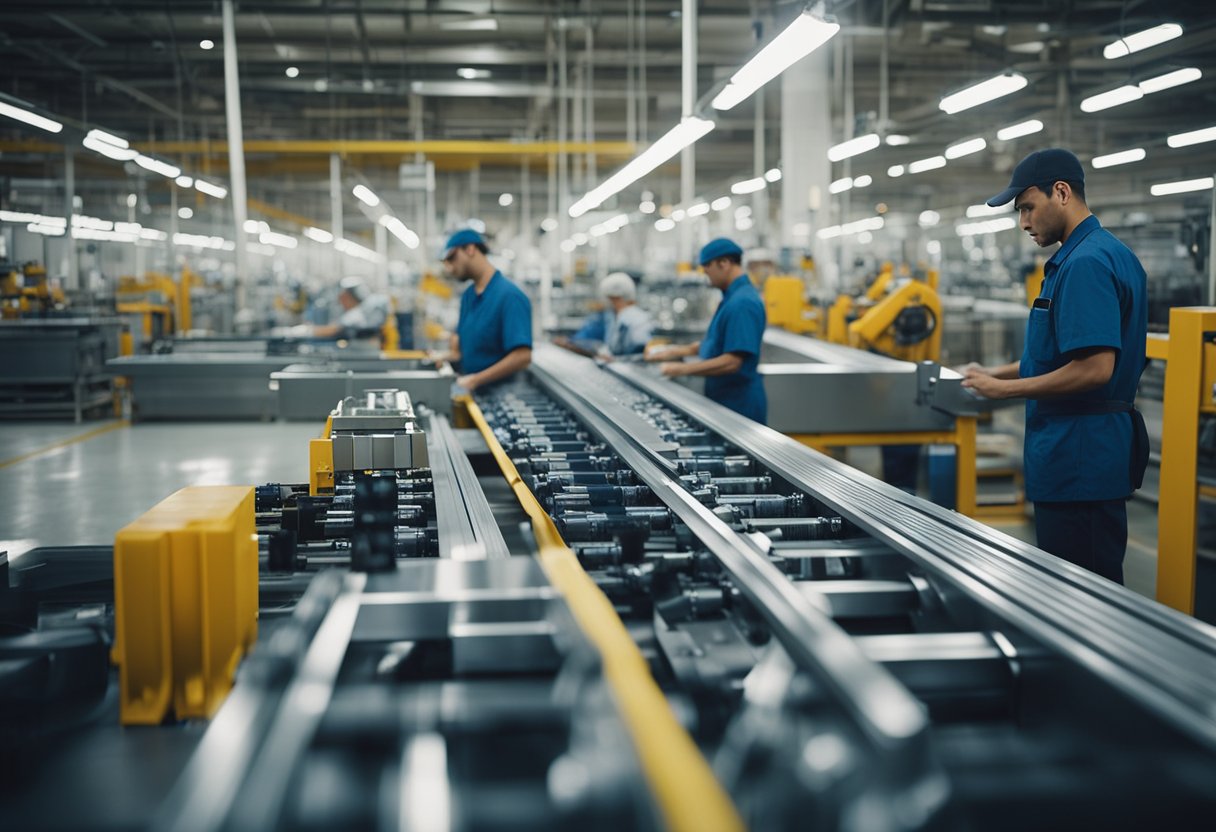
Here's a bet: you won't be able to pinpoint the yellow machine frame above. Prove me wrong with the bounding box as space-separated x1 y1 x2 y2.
762 275 821 336
1154 307 1216 616
847 277 943 364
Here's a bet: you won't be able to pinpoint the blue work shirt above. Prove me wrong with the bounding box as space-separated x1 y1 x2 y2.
1021 215 1147 502
456 271 533 376
699 274 767 423
571 309 609 343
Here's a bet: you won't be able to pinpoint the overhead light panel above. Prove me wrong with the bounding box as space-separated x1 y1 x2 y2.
945 137 987 159
712 10 840 111
439 16 498 31
194 179 228 199
1091 148 1146 169
731 176 767 194
304 227 334 243
134 154 181 178
457 68 491 80
200 39 215 50
828 133 880 162
175 175 194 188
908 156 947 174
885 134 911 146
655 218 676 232
939 72 1028 115
828 177 854 194
1150 176 1214 197
569 117 715 218
764 168 782 182
918 210 940 228
957 217 1018 236
1138 67 1201 95
260 230 298 249
1103 23 1183 60
687 202 710 217
887 164 906 177
378 215 420 249
243 220 269 234
1167 125 1216 148
87 128 128 148
966 203 1009 218
352 184 381 207
0 100 64 134
82 135 138 161
1080 84 1143 113
285 66 300 79
711 196 732 211
853 175 872 188
997 119 1044 141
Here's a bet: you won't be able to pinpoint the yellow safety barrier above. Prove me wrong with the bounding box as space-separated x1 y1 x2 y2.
112 486 259 724
462 395 743 832
310 415 335 495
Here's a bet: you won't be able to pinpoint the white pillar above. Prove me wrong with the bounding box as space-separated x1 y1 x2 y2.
781 43 832 289
330 153 343 278
63 148 78 290
679 0 696 269
222 0 249 306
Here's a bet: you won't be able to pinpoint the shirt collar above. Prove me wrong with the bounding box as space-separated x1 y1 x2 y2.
1047 215 1101 269
473 270 503 298
723 274 751 298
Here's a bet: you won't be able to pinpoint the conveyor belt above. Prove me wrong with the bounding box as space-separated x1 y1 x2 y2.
423 410 511 560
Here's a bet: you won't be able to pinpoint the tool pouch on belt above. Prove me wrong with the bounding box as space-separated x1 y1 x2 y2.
1036 398 1150 491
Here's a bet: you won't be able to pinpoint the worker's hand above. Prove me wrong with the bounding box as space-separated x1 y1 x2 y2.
645 344 676 362
455 373 479 393
961 368 1006 399
957 361 989 376
659 361 685 378
552 335 572 348
288 324 313 338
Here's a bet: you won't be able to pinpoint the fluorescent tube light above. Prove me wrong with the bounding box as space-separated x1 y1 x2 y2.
86 128 127 148
352 184 380 207
569 117 714 217
83 135 138 161
1104 23 1183 59
887 165 906 177
654 218 676 232
438 17 498 31
908 156 947 174
1080 85 1143 113
885 134 911 146
828 133 880 162
828 177 854 194
1167 126 1216 148
243 220 269 234
1150 177 1214 197
945 137 987 159
918 210 940 228
712 10 840 111
1091 148 1146 168
304 227 334 243
378 215 420 248
0 101 63 133
1138 67 1201 95
764 168 782 182
966 203 1009 218
687 202 710 217
956 217 1018 236
731 177 766 195
939 73 1028 114
853 174 873 188
711 196 732 211
194 180 228 199
175 175 194 188
997 119 1044 141
134 155 181 178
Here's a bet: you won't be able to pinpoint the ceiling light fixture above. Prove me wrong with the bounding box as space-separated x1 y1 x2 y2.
764 168 782 182
1091 148 1146 168
712 9 840 111
939 72 1028 114
305 227 334 243
945 137 987 159
199 39 214 50
996 119 1044 141
1150 176 1214 197
1138 67 1201 94
828 177 854 194
134 155 181 178
0 100 63 134
827 133 880 162
887 164 906 177
82 135 138 161
285 66 300 78
194 180 228 199
1080 84 1143 113
731 176 767 194
352 184 380 207
378 215 420 249
1103 23 1183 60
1167 125 1216 148
885 134 911 146
439 17 499 31
569 117 715 217
908 156 947 174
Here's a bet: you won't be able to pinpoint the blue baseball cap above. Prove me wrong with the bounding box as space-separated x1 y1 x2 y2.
442 228 486 260
986 148 1085 207
699 237 744 266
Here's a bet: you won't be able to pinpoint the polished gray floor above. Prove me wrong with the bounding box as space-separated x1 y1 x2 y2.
0 419 319 558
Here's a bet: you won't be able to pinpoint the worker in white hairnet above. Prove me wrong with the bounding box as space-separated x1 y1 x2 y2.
597 272 653 356
310 277 389 340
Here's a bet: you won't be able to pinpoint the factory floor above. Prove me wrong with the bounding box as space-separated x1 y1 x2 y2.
0 416 1201 619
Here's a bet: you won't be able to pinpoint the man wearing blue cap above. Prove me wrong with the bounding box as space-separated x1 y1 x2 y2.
962 148 1148 584
646 237 767 423
441 229 533 391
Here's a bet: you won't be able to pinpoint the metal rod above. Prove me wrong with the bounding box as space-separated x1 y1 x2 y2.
222 0 249 308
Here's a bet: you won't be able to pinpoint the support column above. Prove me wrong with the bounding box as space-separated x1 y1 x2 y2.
1208 182 1216 305
63 148 78 290
330 153 343 278
679 0 696 271
781 40 832 289
374 222 388 287
222 0 249 307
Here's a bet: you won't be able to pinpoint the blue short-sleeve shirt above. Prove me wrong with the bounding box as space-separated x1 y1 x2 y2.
457 271 533 376
1021 215 1147 502
699 274 767 423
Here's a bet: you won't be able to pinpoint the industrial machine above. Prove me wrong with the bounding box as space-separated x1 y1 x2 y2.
0 262 63 318
4 348 1216 831
0 317 124 421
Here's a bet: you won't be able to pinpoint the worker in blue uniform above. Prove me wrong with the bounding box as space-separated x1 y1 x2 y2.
646 238 767 423
441 229 533 392
963 148 1148 584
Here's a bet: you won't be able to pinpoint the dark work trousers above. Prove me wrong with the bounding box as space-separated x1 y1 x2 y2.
881 444 920 494
1034 499 1128 584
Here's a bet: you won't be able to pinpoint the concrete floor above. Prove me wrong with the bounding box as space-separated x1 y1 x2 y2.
0 417 1172 608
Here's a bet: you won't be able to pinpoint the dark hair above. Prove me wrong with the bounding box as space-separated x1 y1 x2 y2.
472 242 489 255
1037 179 1086 203
709 253 743 267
